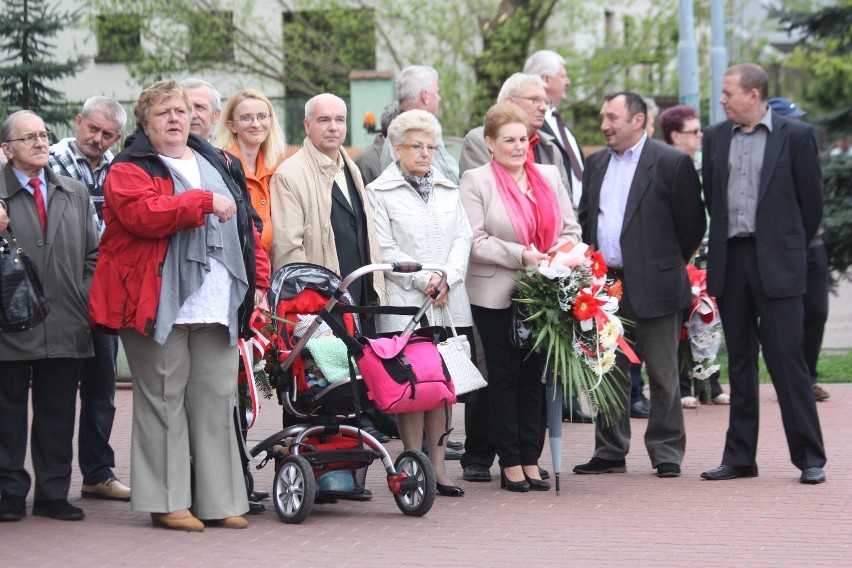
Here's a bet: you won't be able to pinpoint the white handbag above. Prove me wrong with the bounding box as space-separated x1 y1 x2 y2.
435 306 487 396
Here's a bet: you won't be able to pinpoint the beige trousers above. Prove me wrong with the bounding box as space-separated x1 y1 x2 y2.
119 324 248 519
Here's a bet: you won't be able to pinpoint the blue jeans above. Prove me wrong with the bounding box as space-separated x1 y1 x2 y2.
78 332 119 485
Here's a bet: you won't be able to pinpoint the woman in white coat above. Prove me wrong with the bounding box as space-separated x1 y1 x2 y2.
366 110 473 497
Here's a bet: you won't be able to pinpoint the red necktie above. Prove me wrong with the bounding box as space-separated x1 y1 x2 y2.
28 178 47 233
552 110 584 180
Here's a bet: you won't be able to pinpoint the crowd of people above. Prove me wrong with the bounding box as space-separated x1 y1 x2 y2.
0 55 833 531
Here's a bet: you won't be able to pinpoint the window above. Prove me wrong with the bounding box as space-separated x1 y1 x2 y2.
189 10 235 63
95 14 141 63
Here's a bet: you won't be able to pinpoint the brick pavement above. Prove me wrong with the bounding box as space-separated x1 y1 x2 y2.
5 384 850 567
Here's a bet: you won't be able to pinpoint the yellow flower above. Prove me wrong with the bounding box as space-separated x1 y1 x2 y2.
599 320 622 350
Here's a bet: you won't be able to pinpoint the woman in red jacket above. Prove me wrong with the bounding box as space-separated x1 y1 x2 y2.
89 80 269 532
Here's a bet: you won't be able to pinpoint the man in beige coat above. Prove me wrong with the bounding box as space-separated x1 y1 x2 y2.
270 93 384 314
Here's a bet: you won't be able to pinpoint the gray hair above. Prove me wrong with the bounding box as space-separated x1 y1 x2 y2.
304 93 347 120
523 50 566 78
81 96 128 130
497 73 547 103
397 65 439 105
386 109 442 146
381 101 401 138
180 77 222 113
643 96 659 120
1 110 41 142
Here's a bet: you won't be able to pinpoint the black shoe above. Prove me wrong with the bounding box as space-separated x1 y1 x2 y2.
436 483 465 497
462 464 492 482
500 469 530 492
656 463 681 478
524 475 551 491
444 447 463 461
800 467 826 485
361 425 390 443
0 494 26 522
573 457 627 474
700 464 759 480
32 499 84 520
539 467 550 480
250 490 269 501
447 440 464 451
630 398 651 418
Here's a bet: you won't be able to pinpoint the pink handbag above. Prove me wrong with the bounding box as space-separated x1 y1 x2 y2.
356 331 456 414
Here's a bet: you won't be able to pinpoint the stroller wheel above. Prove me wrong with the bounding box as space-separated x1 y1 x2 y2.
392 449 435 517
273 455 316 524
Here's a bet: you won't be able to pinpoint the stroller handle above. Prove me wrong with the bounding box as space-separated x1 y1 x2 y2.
337 263 448 299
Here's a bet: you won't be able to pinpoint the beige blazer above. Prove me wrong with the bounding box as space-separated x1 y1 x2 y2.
459 162 581 309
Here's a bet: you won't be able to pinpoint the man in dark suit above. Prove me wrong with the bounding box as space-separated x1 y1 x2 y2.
573 92 705 478
700 63 827 485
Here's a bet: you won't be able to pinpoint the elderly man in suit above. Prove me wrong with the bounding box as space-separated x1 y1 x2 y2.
573 92 705 478
700 63 827 485
0 110 99 522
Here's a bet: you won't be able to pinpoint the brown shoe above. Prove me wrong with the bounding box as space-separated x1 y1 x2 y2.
205 516 248 529
151 511 204 532
813 385 830 402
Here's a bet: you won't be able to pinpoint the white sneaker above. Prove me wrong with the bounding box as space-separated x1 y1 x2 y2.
713 393 731 405
681 396 699 409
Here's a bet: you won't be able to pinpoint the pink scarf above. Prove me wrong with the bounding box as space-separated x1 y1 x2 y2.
490 159 562 253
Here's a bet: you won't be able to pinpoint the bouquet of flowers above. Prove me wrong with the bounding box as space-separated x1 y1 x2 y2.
238 309 278 428
679 264 722 394
514 242 633 423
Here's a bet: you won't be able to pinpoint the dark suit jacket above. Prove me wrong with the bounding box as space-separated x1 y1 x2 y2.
540 120 586 175
579 138 705 319
702 113 823 299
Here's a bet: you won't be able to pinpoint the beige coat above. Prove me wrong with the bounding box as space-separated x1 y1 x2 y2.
459 162 581 310
270 137 384 301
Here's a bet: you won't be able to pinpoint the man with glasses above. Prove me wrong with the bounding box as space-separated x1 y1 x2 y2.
0 110 99 522
49 96 132 503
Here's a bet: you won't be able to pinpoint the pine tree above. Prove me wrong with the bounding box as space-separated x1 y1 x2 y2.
0 0 86 127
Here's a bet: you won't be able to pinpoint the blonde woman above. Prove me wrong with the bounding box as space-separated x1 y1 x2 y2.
215 89 286 254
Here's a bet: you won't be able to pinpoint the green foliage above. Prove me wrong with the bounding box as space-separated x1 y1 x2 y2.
718 350 852 384
821 154 852 282
0 0 86 128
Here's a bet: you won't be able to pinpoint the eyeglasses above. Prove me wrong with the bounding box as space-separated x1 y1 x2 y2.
235 113 271 125
400 142 439 154
517 96 551 108
4 131 51 146
679 128 702 136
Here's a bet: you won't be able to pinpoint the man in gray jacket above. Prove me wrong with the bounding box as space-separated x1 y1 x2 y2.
0 110 99 522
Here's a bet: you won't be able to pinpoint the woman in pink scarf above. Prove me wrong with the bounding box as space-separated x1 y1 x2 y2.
460 103 581 492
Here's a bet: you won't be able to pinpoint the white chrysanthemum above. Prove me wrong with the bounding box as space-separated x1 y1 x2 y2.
593 351 617 375
598 320 622 350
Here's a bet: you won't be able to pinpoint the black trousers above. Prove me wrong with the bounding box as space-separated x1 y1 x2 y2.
803 245 829 383
472 305 544 468
718 238 826 470
461 325 495 468
0 358 81 500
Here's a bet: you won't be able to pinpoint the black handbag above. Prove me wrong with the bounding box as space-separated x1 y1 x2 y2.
0 229 50 332
508 289 534 350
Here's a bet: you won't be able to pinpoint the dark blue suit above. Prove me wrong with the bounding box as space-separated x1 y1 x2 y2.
702 112 826 472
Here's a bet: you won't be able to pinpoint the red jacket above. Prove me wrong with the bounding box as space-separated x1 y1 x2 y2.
89 130 270 338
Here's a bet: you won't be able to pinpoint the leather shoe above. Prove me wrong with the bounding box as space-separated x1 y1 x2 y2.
500 469 530 492
151 512 204 532
361 425 390 443
32 499 84 520
700 464 758 480
82 477 131 501
436 483 465 497
539 467 550 480
573 457 626 474
0 494 26 522
462 464 492 482
800 467 826 485
812 385 830 402
630 398 651 418
524 475 551 491
205 515 248 529
656 463 681 478
447 440 464 451
444 447 463 460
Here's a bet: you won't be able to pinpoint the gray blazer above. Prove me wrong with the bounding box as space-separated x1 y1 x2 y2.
460 162 581 310
0 164 98 360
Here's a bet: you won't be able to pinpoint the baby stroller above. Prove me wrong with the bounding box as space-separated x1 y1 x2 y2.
246 261 447 524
